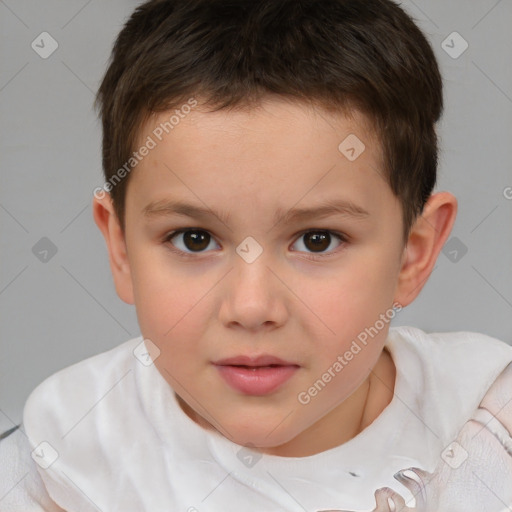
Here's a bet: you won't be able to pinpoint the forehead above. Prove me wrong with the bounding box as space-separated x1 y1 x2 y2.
139 98 381 160
126 98 397 228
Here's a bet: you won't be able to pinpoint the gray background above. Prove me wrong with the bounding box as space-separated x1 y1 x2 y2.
1 0 511 431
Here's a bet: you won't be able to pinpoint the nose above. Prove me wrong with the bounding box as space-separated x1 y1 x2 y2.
218 249 288 333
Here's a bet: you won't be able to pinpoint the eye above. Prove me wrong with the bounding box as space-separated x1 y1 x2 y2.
290 230 346 259
163 228 347 259
164 229 220 255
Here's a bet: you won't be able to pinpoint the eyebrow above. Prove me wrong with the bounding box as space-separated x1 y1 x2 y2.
142 198 370 226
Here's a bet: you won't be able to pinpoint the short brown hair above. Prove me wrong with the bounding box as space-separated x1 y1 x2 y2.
95 0 443 243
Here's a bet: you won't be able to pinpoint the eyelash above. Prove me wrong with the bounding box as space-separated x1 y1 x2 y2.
162 228 348 261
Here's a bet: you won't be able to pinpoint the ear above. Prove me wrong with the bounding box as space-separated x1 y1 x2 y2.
92 193 135 305
394 192 457 307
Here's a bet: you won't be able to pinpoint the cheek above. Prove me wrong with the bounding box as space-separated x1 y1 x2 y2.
307 250 398 338
129 251 203 343
130 243 192 310
295 256 399 398
130 262 221 376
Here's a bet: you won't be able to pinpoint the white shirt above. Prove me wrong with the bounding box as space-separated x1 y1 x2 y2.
1 325 512 512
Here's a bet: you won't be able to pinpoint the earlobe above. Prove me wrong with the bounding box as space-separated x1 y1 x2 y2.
394 192 458 307
92 194 135 305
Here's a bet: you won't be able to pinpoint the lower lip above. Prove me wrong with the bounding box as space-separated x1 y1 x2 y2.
215 364 299 395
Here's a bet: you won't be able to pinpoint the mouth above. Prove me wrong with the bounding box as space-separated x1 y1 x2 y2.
213 355 300 395
226 364 286 369
213 355 298 367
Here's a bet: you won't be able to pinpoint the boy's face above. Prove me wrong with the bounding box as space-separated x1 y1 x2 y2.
100 98 413 455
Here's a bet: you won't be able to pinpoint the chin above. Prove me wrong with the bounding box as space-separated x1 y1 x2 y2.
224 419 301 451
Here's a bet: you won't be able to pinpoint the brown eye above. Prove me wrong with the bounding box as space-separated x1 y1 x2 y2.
291 230 345 257
166 229 218 253
303 231 331 252
164 228 346 259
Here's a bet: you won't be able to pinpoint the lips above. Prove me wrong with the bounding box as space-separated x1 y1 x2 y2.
213 355 297 367
213 355 300 395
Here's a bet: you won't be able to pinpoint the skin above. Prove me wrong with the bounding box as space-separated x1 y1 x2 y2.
93 97 457 457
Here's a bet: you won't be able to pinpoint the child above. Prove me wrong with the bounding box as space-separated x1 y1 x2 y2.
1 0 512 510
